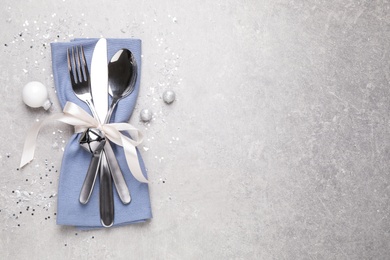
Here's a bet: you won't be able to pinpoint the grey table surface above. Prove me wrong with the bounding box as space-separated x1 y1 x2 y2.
1 0 389 259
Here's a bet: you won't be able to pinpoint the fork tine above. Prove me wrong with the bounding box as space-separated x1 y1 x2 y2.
80 46 89 82
77 46 84 81
67 48 76 86
75 46 83 83
72 47 79 84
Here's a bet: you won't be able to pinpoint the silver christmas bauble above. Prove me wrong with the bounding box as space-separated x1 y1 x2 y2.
140 108 152 122
79 128 106 154
163 90 176 104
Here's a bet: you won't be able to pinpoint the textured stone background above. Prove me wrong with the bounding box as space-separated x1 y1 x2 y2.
0 0 389 259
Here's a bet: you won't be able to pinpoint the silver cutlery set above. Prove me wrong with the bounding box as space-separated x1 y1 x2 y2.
67 39 137 227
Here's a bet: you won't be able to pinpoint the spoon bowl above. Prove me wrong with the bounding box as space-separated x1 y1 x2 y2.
107 49 137 114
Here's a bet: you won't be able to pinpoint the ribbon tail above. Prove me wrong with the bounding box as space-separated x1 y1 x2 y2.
19 120 43 168
19 113 64 168
121 135 149 183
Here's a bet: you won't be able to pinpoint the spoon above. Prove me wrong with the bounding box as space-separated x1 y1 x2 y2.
99 49 137 227
103 48 137 200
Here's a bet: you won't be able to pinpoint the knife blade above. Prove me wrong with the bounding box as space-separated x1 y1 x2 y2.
90 38 108 122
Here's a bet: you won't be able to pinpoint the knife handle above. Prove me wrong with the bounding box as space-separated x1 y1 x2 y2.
100 150 114 227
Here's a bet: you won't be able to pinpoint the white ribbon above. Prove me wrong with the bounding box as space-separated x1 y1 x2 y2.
19 101 148 183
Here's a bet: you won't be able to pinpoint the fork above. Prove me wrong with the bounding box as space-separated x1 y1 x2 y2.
67 46 115 227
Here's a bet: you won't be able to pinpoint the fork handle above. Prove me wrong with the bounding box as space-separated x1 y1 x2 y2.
79 153 100 204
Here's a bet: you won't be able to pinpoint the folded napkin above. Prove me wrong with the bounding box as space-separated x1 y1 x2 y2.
50 38 152 228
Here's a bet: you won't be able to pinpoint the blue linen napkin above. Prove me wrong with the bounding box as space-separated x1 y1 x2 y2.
50 38 152 228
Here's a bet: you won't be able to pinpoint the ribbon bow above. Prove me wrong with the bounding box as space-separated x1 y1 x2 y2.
19 102 148 183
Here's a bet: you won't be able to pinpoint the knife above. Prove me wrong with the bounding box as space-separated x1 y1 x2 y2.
75 38 114 227
91 38 116 227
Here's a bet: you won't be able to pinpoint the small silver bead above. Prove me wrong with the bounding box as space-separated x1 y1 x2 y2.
163 90 176 104
140 108 152 122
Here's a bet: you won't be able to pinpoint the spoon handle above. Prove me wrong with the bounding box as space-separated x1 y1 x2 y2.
104 141 131 204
